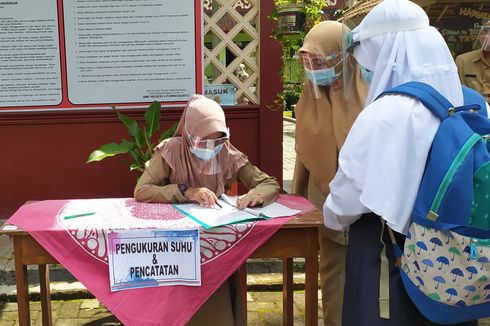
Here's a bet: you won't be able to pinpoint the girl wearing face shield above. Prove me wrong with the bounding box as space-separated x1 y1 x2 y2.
293 20 369 326
323 0 487 325
134 94 280 325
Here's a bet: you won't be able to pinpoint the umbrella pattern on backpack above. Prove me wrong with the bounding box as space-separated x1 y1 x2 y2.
402 223 490 306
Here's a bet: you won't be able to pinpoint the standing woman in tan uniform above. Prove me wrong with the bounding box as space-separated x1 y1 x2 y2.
292 20 369 326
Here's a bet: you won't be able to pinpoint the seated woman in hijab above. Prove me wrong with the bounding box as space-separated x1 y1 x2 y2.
323 0 480 325
293 20 368 326
134 94 280 325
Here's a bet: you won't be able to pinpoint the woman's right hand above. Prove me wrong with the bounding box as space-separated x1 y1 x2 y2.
184 187 219 207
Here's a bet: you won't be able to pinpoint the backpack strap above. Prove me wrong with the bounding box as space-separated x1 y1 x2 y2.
377 81 452 120
379 220 405 320
377 81 486 121
379 219 390 320
462 85 488 117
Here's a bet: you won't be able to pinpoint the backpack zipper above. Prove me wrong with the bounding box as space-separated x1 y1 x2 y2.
427 134 482 221
470 238 490 260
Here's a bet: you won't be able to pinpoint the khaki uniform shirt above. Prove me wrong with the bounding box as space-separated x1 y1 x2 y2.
134 153 280 205
455 49 490 103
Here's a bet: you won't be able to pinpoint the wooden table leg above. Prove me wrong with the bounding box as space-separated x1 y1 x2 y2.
283 258 294 326
239 263 247 323
14 238 30 326
39 264 52 325
304 254 319 326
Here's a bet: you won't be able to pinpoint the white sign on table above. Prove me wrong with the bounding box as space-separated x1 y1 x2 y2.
107 228 200 292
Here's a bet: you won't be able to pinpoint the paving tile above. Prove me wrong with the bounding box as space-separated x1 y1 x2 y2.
293 318 305 326
80 299 100 310
56 301 80 318
248 311 265 326
0 236 13 256
251 291 282 302
247 301 278 312
260 311 283 326
293 291 305 311
480 318 490 326
0 302 17 312
247 292 254 302
29 302 41 312
51 301 63 311
77 309 112 319
0 311 19 321
55 318 97 326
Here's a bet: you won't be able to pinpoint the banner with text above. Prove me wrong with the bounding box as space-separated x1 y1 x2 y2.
107 228 201 292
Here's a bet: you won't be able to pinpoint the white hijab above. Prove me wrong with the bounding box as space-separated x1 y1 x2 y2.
324 0 463 234
354 0 463 105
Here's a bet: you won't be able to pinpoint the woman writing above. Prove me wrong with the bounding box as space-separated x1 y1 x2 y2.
134 94 280 325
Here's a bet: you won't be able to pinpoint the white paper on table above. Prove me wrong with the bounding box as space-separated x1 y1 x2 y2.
173 194 300 229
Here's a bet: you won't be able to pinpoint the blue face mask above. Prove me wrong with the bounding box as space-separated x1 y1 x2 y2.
190 144 224 161
360 65 374 85
305 67 339 86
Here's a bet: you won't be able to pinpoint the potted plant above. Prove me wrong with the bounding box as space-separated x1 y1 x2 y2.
276 2 307 35
268 0 328 112
86 101 176 174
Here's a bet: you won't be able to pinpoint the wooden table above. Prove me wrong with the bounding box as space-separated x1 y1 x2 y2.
1 209 322 326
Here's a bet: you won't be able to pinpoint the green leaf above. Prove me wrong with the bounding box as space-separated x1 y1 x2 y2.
158 123 177 142
86 140 133 163
128 149 145 165
130 163 145 173
144 101 161 140
114 108 145 148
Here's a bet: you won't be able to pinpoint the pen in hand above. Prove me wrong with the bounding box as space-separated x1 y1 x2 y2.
214 201 223 209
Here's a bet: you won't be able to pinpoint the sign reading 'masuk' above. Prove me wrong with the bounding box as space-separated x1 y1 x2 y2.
107 228 200 292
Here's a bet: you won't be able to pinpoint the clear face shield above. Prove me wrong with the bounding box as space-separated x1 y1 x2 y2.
183 102 230 175
297 49 343 99
185 127 230 175
478 22 490 52
341 20 369 101
341 18 430 100
186 129 229 156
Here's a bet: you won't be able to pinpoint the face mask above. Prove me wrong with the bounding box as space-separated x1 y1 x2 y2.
305 67 339 86
190 144 224 161
360 65 374 85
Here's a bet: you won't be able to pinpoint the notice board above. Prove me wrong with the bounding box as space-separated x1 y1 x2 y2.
0 0 203 111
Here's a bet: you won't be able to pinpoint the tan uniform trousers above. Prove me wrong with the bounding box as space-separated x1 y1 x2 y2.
188 272 245 326
293 160 347 326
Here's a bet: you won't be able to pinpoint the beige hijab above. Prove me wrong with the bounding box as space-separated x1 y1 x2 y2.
294 21 368 194
156 95 248 196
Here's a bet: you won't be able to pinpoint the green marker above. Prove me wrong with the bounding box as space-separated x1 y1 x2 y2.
63 212 96 220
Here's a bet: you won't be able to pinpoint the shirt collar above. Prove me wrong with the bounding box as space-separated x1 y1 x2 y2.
474 50 490 66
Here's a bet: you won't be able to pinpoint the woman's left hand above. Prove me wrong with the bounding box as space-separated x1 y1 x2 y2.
236 193 264 209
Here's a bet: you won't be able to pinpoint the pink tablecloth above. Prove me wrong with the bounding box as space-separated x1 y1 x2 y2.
8 195 314 326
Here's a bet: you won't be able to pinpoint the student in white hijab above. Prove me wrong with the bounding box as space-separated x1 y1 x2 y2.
323 0 481 324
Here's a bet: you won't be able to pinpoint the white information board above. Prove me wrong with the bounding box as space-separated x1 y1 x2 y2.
63 0 199 104
0 0 203 111
0 0 62 107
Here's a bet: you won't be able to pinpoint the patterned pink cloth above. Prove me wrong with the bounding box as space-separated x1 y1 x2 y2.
7 195 315 326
